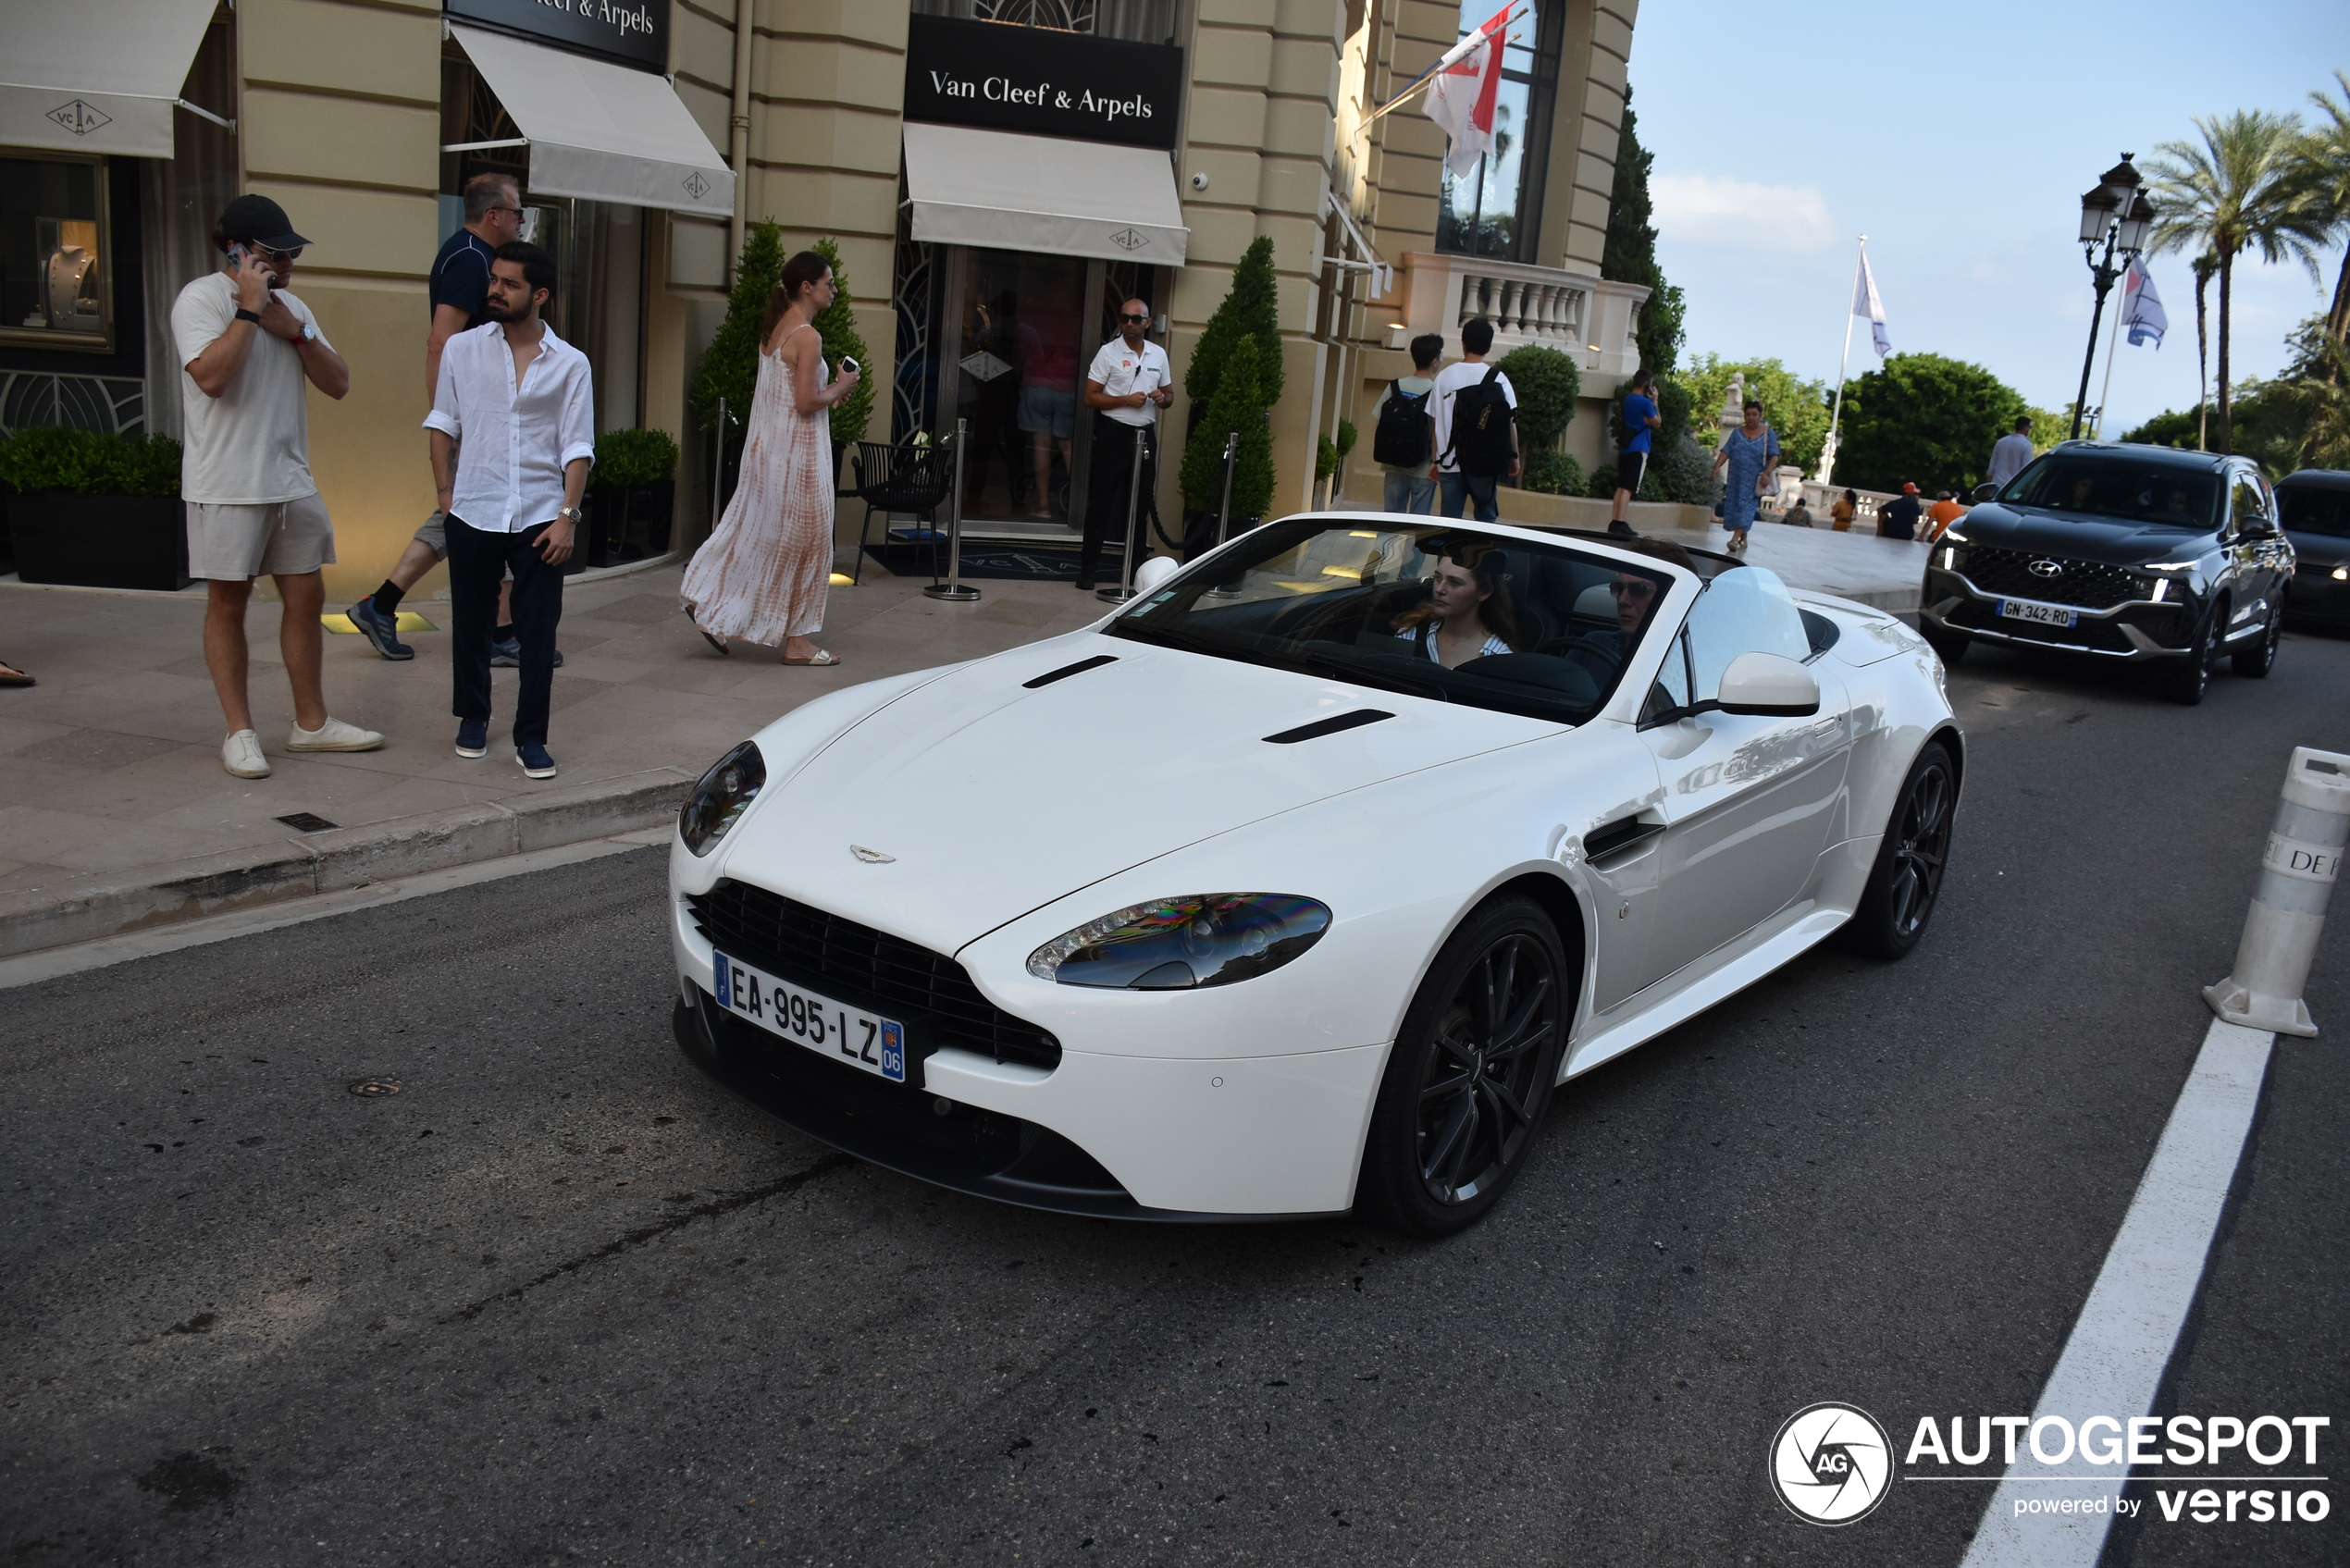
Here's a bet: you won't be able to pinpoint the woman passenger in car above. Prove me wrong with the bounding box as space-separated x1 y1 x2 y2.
1392 546 1525 668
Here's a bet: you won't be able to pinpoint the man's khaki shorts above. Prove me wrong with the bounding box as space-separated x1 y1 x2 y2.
186 493 336 581
414 509 448 557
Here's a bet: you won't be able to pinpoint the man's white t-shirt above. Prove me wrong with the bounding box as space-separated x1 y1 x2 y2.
1085 337 1172 428
172 272 329 505
1429 360 1517 474
1986 431 2036 488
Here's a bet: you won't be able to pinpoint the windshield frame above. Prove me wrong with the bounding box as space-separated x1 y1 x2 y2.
1102 515 1702 728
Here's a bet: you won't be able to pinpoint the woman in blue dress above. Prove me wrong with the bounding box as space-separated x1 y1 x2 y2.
1709 399 1780 555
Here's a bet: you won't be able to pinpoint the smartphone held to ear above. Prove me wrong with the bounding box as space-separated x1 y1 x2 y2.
227 243 279 289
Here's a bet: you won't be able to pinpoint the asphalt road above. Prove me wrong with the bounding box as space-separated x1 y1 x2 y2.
5 627 2346 1568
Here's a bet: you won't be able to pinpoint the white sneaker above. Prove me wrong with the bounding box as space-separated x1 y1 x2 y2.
223 729 271 778
287 717 385 753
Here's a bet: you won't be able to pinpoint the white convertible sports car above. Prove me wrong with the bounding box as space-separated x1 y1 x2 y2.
667 516 1961 1233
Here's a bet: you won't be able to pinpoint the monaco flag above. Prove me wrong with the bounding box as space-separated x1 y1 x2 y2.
1427 5 1515 179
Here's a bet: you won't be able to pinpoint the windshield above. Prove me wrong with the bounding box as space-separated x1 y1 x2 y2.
1998 453 2222 530
2280 485 2350 537
1105 519 1683 725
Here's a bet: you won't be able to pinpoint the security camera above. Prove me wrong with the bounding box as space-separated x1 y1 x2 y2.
1190 171 1209 191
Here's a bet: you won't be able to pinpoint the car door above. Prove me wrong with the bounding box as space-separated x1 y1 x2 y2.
1635 568 1853 986
2236 470 2291 623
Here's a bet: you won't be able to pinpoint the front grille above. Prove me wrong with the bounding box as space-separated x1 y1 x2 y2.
1958 547 2143 610
686 879 1060 1071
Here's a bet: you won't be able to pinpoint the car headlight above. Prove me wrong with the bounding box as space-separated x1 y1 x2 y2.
1027 893 1332 990
679 741 765 857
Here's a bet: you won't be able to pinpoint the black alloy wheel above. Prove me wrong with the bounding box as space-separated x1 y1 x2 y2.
1842 741 1958 960
1357 896 1568 1236
2231 599 2283 678
2159 603 2219 705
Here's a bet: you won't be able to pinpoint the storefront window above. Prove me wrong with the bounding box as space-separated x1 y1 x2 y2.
2 155 110 352
1435 0 1561 264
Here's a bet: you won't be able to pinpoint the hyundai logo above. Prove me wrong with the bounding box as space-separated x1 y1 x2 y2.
2028 559 2064 578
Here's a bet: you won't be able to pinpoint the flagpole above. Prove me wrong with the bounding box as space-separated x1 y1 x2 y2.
1357 2 1525 130
2092 266 2130 438
1820 237 1864 486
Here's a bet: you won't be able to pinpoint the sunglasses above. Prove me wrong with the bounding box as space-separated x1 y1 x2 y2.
242 244 303 264
1609 579 1656 597
1119 312 1150 324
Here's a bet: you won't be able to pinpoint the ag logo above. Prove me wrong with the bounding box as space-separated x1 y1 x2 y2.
1769 1402 1892 1526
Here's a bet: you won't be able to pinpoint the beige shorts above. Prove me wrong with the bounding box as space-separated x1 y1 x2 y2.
414 509 447 557
187 493 337 581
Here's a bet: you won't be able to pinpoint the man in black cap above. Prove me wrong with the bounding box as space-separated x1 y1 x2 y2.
174 193 381 779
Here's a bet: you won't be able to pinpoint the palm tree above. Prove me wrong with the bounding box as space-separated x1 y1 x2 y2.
2293 71 2350 376
2146 110 2329 452
2192 252 2216 449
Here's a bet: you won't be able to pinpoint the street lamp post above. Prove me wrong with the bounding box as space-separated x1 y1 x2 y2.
2070 155 2156 441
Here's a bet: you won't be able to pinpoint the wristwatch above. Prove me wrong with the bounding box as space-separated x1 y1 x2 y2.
299 320 318 345
557 505 584 525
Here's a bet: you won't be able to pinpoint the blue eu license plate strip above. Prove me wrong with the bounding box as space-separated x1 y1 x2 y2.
711 950 907 1083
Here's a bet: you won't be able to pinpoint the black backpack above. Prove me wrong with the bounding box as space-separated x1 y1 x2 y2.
1371 378 1431 466
1444 366 1515 476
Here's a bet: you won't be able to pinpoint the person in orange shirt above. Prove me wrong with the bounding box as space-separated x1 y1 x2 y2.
1924 489 1966 543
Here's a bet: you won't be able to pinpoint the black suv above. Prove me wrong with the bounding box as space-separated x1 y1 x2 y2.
1918 442 2295 704
2277 469 2350 630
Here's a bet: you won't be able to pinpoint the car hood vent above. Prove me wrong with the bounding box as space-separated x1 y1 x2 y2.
1264 710 1396 745
1023 654 1119 689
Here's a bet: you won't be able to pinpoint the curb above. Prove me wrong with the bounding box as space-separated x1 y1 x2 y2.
0 766 694 961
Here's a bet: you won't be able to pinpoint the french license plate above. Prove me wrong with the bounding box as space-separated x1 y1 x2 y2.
711 950 908 1083
1997 598 2079 628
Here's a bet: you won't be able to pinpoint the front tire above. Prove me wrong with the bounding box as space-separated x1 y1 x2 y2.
2231 600 2282 678
1356 896 1569 1237
1841 741 1958 960
2159 604 2218 705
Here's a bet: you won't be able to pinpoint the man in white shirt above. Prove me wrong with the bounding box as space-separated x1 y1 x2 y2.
1427 316 1519 522
1987 416 2036 490
1077 298 1172 588
424 241 593 780
174 193 381 779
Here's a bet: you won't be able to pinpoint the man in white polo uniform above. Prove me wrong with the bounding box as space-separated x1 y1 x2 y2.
174 193 381 778
1078 297 1172 589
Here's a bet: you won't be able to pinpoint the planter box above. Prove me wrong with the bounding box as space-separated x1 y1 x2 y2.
7 492 191 590
580 480 674 572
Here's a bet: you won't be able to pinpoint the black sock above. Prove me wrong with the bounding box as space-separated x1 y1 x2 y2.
494 623 515 643
371 580 405 616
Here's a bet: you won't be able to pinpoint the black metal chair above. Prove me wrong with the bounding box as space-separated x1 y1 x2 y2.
848 438 955 586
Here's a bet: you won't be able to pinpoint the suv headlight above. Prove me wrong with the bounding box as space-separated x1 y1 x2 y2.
1027 894 1332 990
679 741 765 857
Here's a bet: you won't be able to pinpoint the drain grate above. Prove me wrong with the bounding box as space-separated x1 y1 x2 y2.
276 812 340 833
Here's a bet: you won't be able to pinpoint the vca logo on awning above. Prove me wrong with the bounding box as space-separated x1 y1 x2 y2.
46 100 112 136
1770 1402 1894 1526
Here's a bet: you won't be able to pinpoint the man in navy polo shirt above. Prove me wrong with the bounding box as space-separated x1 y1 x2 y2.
347 173 537 660
1611 365 1659 537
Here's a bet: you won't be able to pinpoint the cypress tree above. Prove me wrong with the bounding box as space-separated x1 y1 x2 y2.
1180 332 1274 518
1185 237 1282 410
688 220 784 435
1602 87 1684 377
809 238 873 447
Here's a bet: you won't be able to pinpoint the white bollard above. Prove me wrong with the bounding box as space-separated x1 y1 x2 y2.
2203 746 2350 1037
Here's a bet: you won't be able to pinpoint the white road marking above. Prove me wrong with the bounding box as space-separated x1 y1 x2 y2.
1958 1017 2276 1567
0 827 671 991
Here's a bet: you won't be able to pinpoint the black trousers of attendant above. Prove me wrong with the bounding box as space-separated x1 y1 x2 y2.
1081 414 1156 583
447 514 563 747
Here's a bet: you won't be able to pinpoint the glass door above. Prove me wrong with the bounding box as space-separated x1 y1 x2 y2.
950 249 1088 533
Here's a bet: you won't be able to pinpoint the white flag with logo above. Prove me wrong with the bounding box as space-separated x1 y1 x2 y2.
2123 256 2169 348
1854 248 1891 357
1426 6 1513 179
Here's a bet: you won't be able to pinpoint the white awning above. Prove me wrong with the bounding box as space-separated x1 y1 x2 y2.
449 26 734 218
0 0 221 157
902 123 1187 265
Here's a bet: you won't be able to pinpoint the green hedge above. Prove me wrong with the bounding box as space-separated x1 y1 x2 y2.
1521 450 1584 496
0 427 181 498
593 426 680 488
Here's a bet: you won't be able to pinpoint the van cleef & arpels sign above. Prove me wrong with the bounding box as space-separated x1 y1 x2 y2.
904 16 1181 150
444 0 668 73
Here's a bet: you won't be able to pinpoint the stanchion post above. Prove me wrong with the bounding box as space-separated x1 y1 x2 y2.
1095 425 1148 604
2204 746 2349 1037
924 419 980 602
1205 431 1243 599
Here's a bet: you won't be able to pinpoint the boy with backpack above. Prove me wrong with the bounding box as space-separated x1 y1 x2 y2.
1371 333 1444 514
1429 316 1518 522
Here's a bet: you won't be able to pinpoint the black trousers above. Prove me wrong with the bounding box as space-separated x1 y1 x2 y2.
447 514 563 747
1081 415 1156 582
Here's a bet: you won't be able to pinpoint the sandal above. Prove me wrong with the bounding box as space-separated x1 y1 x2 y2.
783 648 839 666
686 610 729 655
0 659 31 687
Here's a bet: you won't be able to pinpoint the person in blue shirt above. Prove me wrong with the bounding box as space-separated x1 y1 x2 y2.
1612 366 1659 537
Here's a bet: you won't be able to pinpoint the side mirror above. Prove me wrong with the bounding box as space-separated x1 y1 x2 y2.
1133 555 1181 593
2240 515 2280 540
1715 651 1820 717
1972 482 1999 503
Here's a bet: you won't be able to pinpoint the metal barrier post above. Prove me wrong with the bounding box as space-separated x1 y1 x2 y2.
923 419 980 602
1205 431 1243 599
2203 745 2349 1036
1095 425 1149 604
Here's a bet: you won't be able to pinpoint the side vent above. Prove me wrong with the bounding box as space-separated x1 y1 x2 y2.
1023 654 1119 689
1264 710 1395 745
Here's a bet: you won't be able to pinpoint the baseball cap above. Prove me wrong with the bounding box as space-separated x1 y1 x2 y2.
217 194 314 251
1900 482 1920 494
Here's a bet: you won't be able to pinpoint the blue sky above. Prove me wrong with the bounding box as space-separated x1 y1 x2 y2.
1623 0 2350 438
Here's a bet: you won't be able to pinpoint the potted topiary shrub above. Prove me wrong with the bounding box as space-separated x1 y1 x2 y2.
1 427 189 590
1492 344 1579 488
1177 331 1275 554
585 426 681 570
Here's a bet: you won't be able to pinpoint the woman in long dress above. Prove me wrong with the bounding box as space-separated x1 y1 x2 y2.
1708 399 1781 556
682 250 861 664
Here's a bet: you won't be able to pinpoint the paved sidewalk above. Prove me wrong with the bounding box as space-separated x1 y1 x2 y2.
0 517 1922 956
